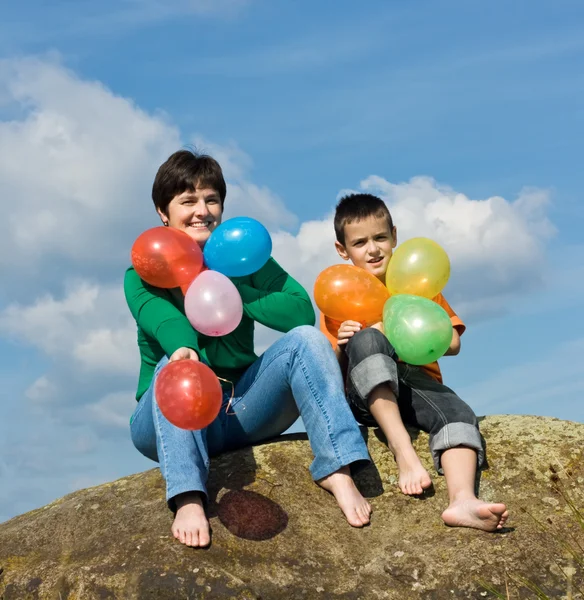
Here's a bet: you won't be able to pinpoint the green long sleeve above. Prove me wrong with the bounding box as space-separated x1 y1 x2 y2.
124 268 201 357
233 258 316 331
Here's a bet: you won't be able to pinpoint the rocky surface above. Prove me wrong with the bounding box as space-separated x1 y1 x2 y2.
1 415 583 599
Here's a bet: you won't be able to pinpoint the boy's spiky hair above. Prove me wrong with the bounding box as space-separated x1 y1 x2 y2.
334 193 394 245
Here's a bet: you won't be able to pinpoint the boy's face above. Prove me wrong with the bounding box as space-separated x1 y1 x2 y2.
335 215 397 281
157 186 223 247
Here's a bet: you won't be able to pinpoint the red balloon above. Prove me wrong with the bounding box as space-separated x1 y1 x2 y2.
154 360 222 430
131 227 204 289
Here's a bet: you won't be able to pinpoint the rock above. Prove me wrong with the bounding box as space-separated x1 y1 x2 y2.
1 415 583 599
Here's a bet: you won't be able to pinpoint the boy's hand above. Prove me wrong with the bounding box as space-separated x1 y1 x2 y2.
337 321 362 346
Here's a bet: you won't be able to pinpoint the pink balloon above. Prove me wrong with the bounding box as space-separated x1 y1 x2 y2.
184 270 243 337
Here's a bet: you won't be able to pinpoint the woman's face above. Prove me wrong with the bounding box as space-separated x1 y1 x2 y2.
159 186 223 246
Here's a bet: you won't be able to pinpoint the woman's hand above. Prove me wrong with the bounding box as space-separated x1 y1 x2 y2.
169 347 199 362
337 320 362 346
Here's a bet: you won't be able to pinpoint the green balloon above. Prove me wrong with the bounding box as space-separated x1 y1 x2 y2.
383 295 453 366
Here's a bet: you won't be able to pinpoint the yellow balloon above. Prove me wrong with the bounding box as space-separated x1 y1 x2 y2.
385 237 450 298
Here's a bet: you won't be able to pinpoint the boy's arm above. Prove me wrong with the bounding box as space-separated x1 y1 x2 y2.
434 293 465 356
444 327 461 356
232 258 316 332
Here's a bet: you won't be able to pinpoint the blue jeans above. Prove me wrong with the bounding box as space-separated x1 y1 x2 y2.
130 326 370 504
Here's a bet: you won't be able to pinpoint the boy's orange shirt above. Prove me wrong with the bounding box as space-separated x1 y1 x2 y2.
319 293 465 384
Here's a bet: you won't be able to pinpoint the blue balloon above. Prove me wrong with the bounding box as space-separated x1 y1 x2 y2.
203 217 272 277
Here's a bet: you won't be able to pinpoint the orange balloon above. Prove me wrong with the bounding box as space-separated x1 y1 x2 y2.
131 227 204 289
154 360 222 430
314 264 390 324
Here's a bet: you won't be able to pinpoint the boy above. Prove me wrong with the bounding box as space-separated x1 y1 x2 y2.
320 193 508 532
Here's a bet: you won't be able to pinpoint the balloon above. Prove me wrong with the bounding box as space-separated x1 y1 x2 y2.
314 264 390 324
184 270 243 337
131 227 204 289
155 359 222 430
203 217 272 277
383 294 453 365
385 237 450 299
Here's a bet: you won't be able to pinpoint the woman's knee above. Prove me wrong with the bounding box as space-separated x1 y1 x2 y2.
130 403 159 462
154 355 169 377
283 325 331 348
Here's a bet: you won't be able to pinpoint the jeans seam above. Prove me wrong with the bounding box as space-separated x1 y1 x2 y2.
412 387 450 445
295 347 342 465
152 399 171 488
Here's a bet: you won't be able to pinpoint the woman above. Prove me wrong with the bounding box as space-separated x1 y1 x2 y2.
125 150 372 547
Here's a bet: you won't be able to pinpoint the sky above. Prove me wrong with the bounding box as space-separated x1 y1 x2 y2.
1 0 583 522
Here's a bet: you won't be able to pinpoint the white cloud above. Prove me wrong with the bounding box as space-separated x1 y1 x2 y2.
192 136 298 230
0 58 296 279
271 176 556 320
85 390 137 429
0 57 180 272
25 376 58 403
74 328 139 374
0 281 138 375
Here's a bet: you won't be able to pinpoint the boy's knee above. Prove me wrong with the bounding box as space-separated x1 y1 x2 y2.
451 400 478 428
347 327 394 360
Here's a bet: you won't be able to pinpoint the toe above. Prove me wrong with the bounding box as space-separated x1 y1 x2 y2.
358 505 370 525
347 509 364 528
189 531 199 547
187 532 194 546
199 525 211 547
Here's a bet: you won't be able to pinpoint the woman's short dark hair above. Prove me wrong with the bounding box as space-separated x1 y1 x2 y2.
152 150 227 215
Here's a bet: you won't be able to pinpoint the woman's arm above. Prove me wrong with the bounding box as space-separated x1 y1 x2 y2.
124 268 201 358
232 258 316 332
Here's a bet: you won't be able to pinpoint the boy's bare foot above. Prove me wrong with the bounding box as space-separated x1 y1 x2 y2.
441 497 509 532
317 466 372 528
395 454 433 496
171 492 211 547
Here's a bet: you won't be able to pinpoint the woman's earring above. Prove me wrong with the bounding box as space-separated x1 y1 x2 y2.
163 221 169 227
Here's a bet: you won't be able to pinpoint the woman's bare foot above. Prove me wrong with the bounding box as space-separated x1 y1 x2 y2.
395 453 433 496
171 492 211 547
441 497 509 532
316 466 372 528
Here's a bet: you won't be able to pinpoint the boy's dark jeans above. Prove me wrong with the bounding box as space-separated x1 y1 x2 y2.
345 328 484 473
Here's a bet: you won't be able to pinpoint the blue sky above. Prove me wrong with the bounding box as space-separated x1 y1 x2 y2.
1 0 583 522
